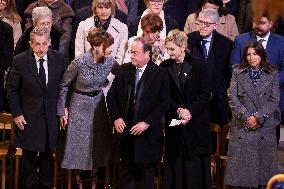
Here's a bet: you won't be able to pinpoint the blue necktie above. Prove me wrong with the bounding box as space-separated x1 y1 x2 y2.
201 40 209 62
135 69 142 94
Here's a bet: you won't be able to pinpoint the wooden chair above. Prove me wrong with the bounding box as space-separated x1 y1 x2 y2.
0 113 16 189
219 124 230 189
266 174 284 189
210 123 222 189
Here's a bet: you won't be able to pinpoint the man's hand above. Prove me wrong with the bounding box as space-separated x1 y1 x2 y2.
59 108 68 130
114 118 126 133
14 115 27 130
130 122 149 135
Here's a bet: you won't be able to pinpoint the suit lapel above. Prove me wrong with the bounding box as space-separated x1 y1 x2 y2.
27 50 44 89
238 71 259 108
265 34 275 59
46 50 55 92
180 60 192 89
254 71 271 96
124 64 135 115
168 62 182 92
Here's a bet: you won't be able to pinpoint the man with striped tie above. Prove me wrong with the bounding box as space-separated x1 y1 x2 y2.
187 8 233 126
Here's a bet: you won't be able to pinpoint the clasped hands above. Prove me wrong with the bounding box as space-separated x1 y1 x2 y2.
177 107 192 125
114 118 149 135
246 115 260 130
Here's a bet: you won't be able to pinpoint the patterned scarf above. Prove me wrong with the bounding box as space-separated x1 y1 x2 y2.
94 16 111 31
248 67 263 87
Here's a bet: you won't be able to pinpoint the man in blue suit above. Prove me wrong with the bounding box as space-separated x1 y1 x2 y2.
230 15 284 143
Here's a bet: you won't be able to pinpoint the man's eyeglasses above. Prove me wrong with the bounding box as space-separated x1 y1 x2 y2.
196 19 216 27
149 0 164 5
130 51 144 56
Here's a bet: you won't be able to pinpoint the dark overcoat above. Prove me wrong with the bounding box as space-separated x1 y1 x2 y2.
160 53 212 165
107 62 170 163
6 49 65 151
188 30 233 125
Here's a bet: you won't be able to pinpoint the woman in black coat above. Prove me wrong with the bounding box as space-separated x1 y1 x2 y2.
160 29 212 189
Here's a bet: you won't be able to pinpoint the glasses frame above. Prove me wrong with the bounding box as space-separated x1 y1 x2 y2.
130 51 145 57
196 19 216 28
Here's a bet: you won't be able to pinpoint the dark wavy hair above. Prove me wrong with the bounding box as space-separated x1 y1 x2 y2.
238 41 275 72
197 0 228 16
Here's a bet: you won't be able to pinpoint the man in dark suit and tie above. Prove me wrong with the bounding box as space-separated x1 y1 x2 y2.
107 37 170 189
6 27 65 189
187 8 233 126
230 14 284 143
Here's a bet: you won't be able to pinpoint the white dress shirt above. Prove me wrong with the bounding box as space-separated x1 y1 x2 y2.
34 53 48 85
256 31 270 49
136 63 147 81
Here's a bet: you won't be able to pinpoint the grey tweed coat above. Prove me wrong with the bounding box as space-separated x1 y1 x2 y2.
57 52 117 170
225 66 280 187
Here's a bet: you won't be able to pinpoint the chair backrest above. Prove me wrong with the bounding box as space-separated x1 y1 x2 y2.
210 123 222 156
0 113 15 146
221 124 230 156
266 174 284 189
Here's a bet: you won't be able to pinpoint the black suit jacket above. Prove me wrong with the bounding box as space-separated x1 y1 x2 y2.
128 14 179 38
188 30 232 125
160 53 212 165
6 49 65 151
0 20 13 112
0 20 13 73
107 62 170 164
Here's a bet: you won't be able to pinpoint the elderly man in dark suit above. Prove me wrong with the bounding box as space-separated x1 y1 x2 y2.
107 37 170 189
6 27 65 189
188 8 233 126
0 20 13 112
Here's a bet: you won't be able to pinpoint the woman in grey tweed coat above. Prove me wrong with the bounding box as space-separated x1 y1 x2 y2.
225 41 280 188
57 28 118 187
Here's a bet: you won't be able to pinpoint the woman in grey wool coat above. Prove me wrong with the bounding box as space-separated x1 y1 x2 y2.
225 41 280 188
57 28 118 189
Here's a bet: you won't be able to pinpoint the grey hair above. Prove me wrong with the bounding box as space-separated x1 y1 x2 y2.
32 6 52 24
30 27 50 41
199 8 219 23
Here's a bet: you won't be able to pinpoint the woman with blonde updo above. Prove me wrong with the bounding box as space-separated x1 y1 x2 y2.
160 29 212 189
57 27 118 189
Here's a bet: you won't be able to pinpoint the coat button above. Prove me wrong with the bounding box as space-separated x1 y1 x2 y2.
261 136 264 140
238 137 242 139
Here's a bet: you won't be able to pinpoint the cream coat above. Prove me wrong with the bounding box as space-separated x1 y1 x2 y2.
75 16 128 65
